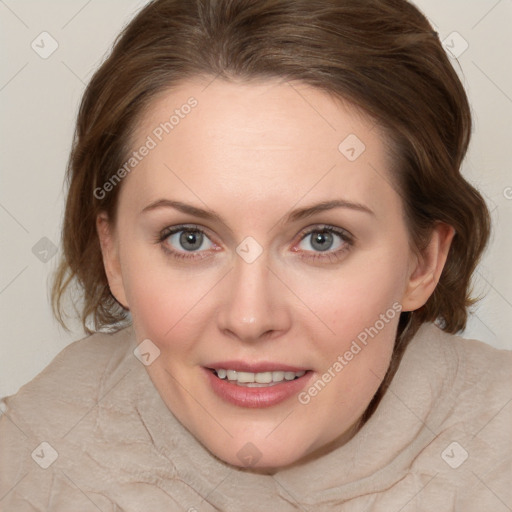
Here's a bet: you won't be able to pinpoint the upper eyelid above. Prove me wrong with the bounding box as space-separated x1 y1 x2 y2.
160 223 353 248
160 224 226 247
144 200 369 246
161 224 210 237
298 224 352 239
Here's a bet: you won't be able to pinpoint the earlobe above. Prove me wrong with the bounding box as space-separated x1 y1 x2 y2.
401 223 455 312
96 213 129 310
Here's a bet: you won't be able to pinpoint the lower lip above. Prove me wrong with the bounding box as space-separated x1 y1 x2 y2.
203 368 313 408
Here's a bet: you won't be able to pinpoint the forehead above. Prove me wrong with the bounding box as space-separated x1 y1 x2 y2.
123 77 399 218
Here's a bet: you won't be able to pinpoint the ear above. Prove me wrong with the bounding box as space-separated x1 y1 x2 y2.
96 212 129 310
401 222 455 312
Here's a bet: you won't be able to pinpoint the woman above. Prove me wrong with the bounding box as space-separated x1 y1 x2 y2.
1 0 510 510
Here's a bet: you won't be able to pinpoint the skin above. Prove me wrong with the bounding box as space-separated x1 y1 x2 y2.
97 77 454 472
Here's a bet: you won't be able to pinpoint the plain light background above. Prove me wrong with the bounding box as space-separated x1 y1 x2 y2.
1 0 511 398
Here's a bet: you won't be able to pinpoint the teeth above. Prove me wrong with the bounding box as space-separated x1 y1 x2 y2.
213 368 306 385
255 372 272 384
273 371 284 382
237 371 255 383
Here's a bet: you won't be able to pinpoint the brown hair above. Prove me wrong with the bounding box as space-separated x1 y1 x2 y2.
51 0 490 416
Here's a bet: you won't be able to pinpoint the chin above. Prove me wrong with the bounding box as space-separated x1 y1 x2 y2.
199 428 322 472
216 445 306 473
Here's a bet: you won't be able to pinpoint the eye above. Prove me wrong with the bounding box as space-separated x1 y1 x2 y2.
294 225 353 262
299 230 340 252
168 228 212 252
156 224 217 260
155 223 353 263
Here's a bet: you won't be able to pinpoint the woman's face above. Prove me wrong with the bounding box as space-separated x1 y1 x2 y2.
98 77 446 471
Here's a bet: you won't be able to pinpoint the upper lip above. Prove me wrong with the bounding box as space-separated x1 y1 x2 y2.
205 361 310 373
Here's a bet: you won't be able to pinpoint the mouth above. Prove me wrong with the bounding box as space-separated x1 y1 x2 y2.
202 364 313 408
207 368 308 387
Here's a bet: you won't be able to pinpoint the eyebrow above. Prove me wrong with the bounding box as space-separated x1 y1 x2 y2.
141 198 374 225
285 199 374 222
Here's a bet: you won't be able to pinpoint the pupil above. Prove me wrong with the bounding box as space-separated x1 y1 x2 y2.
311 231 333 251
180 230 203 251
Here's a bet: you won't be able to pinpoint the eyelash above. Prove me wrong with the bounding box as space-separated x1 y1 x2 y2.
155 224 214 262
293 225 353 263
155 224 354 263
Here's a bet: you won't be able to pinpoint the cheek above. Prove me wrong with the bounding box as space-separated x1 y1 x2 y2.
289 242 408 337
295 270 400 429
122 252 218 350
288 245 406 399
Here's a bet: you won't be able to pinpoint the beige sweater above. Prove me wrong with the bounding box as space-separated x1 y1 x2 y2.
1 322 511 511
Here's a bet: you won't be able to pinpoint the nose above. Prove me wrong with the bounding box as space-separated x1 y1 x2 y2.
216 252 292 342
